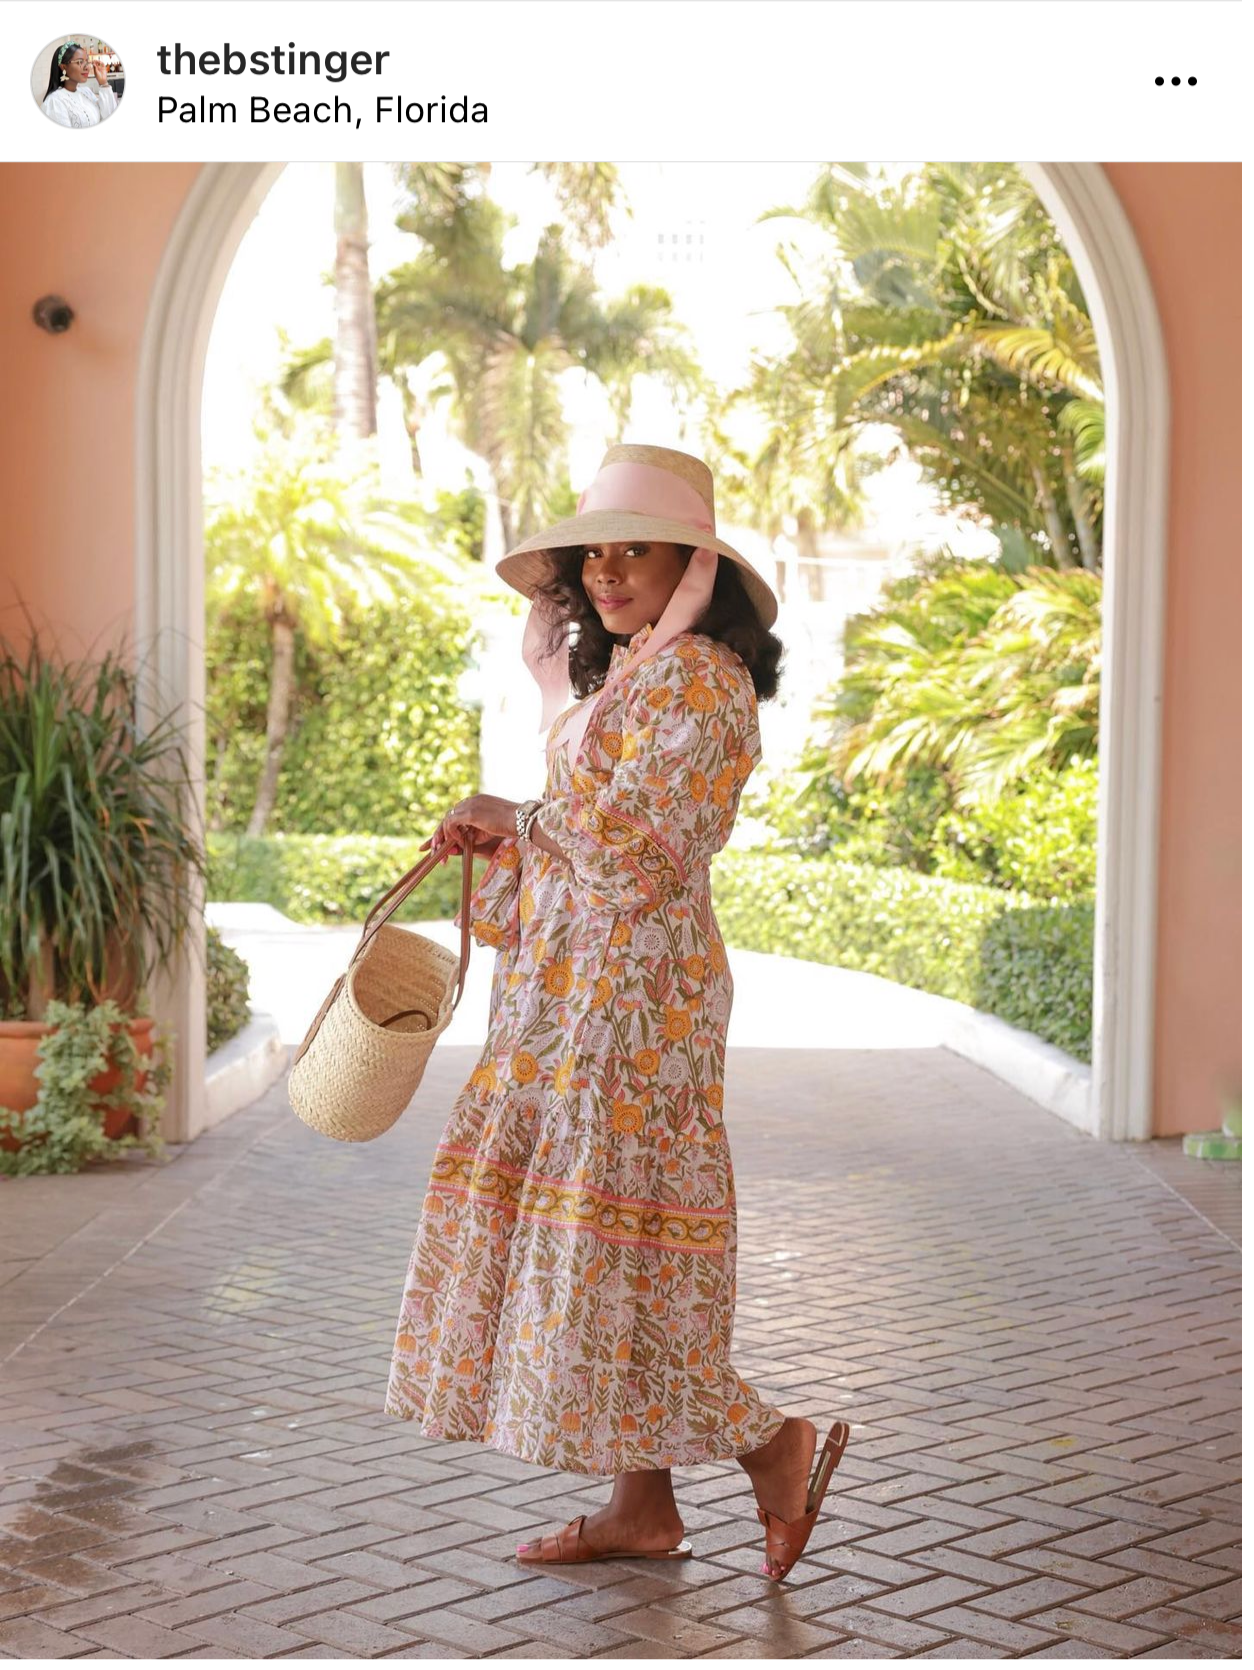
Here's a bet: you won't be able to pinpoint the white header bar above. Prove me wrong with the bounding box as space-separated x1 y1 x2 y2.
4 0 1247 163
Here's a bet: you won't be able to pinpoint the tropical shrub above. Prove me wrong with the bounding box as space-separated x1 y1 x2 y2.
206 926 251 1053
930 757 1098 902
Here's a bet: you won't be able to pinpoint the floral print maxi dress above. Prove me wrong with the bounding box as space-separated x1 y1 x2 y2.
384 622 785 1475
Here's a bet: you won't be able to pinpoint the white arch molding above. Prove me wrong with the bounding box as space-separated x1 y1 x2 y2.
135 162 1168 1145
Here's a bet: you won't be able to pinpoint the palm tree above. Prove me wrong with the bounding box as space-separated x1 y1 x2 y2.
748 163 1105 571
204 419 467 835
333 162 379 441
814 554 1102 808
283 164 702 550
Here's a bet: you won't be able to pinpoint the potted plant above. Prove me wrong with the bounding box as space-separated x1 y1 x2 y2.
0 619 206 1168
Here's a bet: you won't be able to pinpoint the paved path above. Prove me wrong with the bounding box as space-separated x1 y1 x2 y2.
0 1042 1240 1659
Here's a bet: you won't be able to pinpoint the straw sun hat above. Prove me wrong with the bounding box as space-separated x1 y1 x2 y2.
495 444 779 631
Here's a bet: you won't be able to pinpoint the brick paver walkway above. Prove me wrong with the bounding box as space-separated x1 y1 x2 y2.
0 1046 1240 1658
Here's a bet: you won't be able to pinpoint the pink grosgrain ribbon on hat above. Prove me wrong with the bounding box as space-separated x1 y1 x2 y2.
518 462 720 766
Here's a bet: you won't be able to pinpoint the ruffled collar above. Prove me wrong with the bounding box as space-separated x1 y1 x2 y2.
609 621 655 668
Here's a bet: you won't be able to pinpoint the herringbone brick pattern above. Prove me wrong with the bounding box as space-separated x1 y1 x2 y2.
0 1044 1240 1657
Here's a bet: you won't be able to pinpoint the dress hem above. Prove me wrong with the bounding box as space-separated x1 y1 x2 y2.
383 1396 787 1479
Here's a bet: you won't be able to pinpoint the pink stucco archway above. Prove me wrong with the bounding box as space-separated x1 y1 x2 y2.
133 163 1168 1145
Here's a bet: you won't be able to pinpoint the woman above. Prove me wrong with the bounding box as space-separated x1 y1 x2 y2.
41 43 119 128
385 445 849 1581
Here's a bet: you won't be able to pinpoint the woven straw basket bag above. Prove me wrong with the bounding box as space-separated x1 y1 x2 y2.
288 843 476 1142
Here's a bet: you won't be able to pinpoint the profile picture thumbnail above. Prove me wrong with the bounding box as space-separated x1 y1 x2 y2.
34 34 124 129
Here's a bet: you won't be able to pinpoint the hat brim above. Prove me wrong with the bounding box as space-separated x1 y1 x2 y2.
497 510 778 630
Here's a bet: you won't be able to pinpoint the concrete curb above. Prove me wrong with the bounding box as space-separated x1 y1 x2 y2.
204 1010 289 1133
934 993 1092 1134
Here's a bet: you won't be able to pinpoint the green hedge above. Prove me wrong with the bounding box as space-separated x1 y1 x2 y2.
207 835 1092 1063
206 924 252 1053
206 593 479 837
711 850 1093 1063
207 833 485 925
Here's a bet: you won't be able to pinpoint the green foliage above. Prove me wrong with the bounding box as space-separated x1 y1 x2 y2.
205 592 479 836
0 1000 171 1177
427 478 487 564
741 162 1103 571
711 850 1092 1061
930 757 1098 902
0 626 206 1018
207 833 485 924
781 551 1101 826
204 418 469 651
747 762 955 873
970 899 1095 1057
206 926 251 1053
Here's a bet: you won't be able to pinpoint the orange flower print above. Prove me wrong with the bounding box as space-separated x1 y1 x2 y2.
383 630 785 1476
610 1102 645 1135
663 1006 693 1041
511 1051 539 1084
543 957 574 997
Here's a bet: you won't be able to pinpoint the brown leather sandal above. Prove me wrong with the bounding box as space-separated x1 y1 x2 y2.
516 1513 693 1565
757 1418 850 1582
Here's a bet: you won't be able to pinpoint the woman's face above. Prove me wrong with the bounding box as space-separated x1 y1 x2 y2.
62 49 90 84
580 541 690 635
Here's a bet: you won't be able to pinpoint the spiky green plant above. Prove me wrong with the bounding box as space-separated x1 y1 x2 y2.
0 623 205 1021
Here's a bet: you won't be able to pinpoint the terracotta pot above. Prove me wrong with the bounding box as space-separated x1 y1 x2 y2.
0 1017 155 1152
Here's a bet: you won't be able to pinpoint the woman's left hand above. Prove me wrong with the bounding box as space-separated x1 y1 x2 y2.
422 794 522 857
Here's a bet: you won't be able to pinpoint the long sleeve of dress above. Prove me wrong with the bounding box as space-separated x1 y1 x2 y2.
533 639 762 917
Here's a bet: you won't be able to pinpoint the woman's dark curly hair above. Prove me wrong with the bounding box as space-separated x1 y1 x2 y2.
530 545 784 702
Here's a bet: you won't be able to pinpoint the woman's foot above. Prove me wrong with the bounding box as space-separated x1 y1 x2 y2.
516 1498 686 1560
737 1415 818 1578
517 1476 691 1563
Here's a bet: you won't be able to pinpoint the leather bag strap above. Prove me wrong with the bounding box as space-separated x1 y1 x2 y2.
291 841 477 1069
349 840 476 1013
